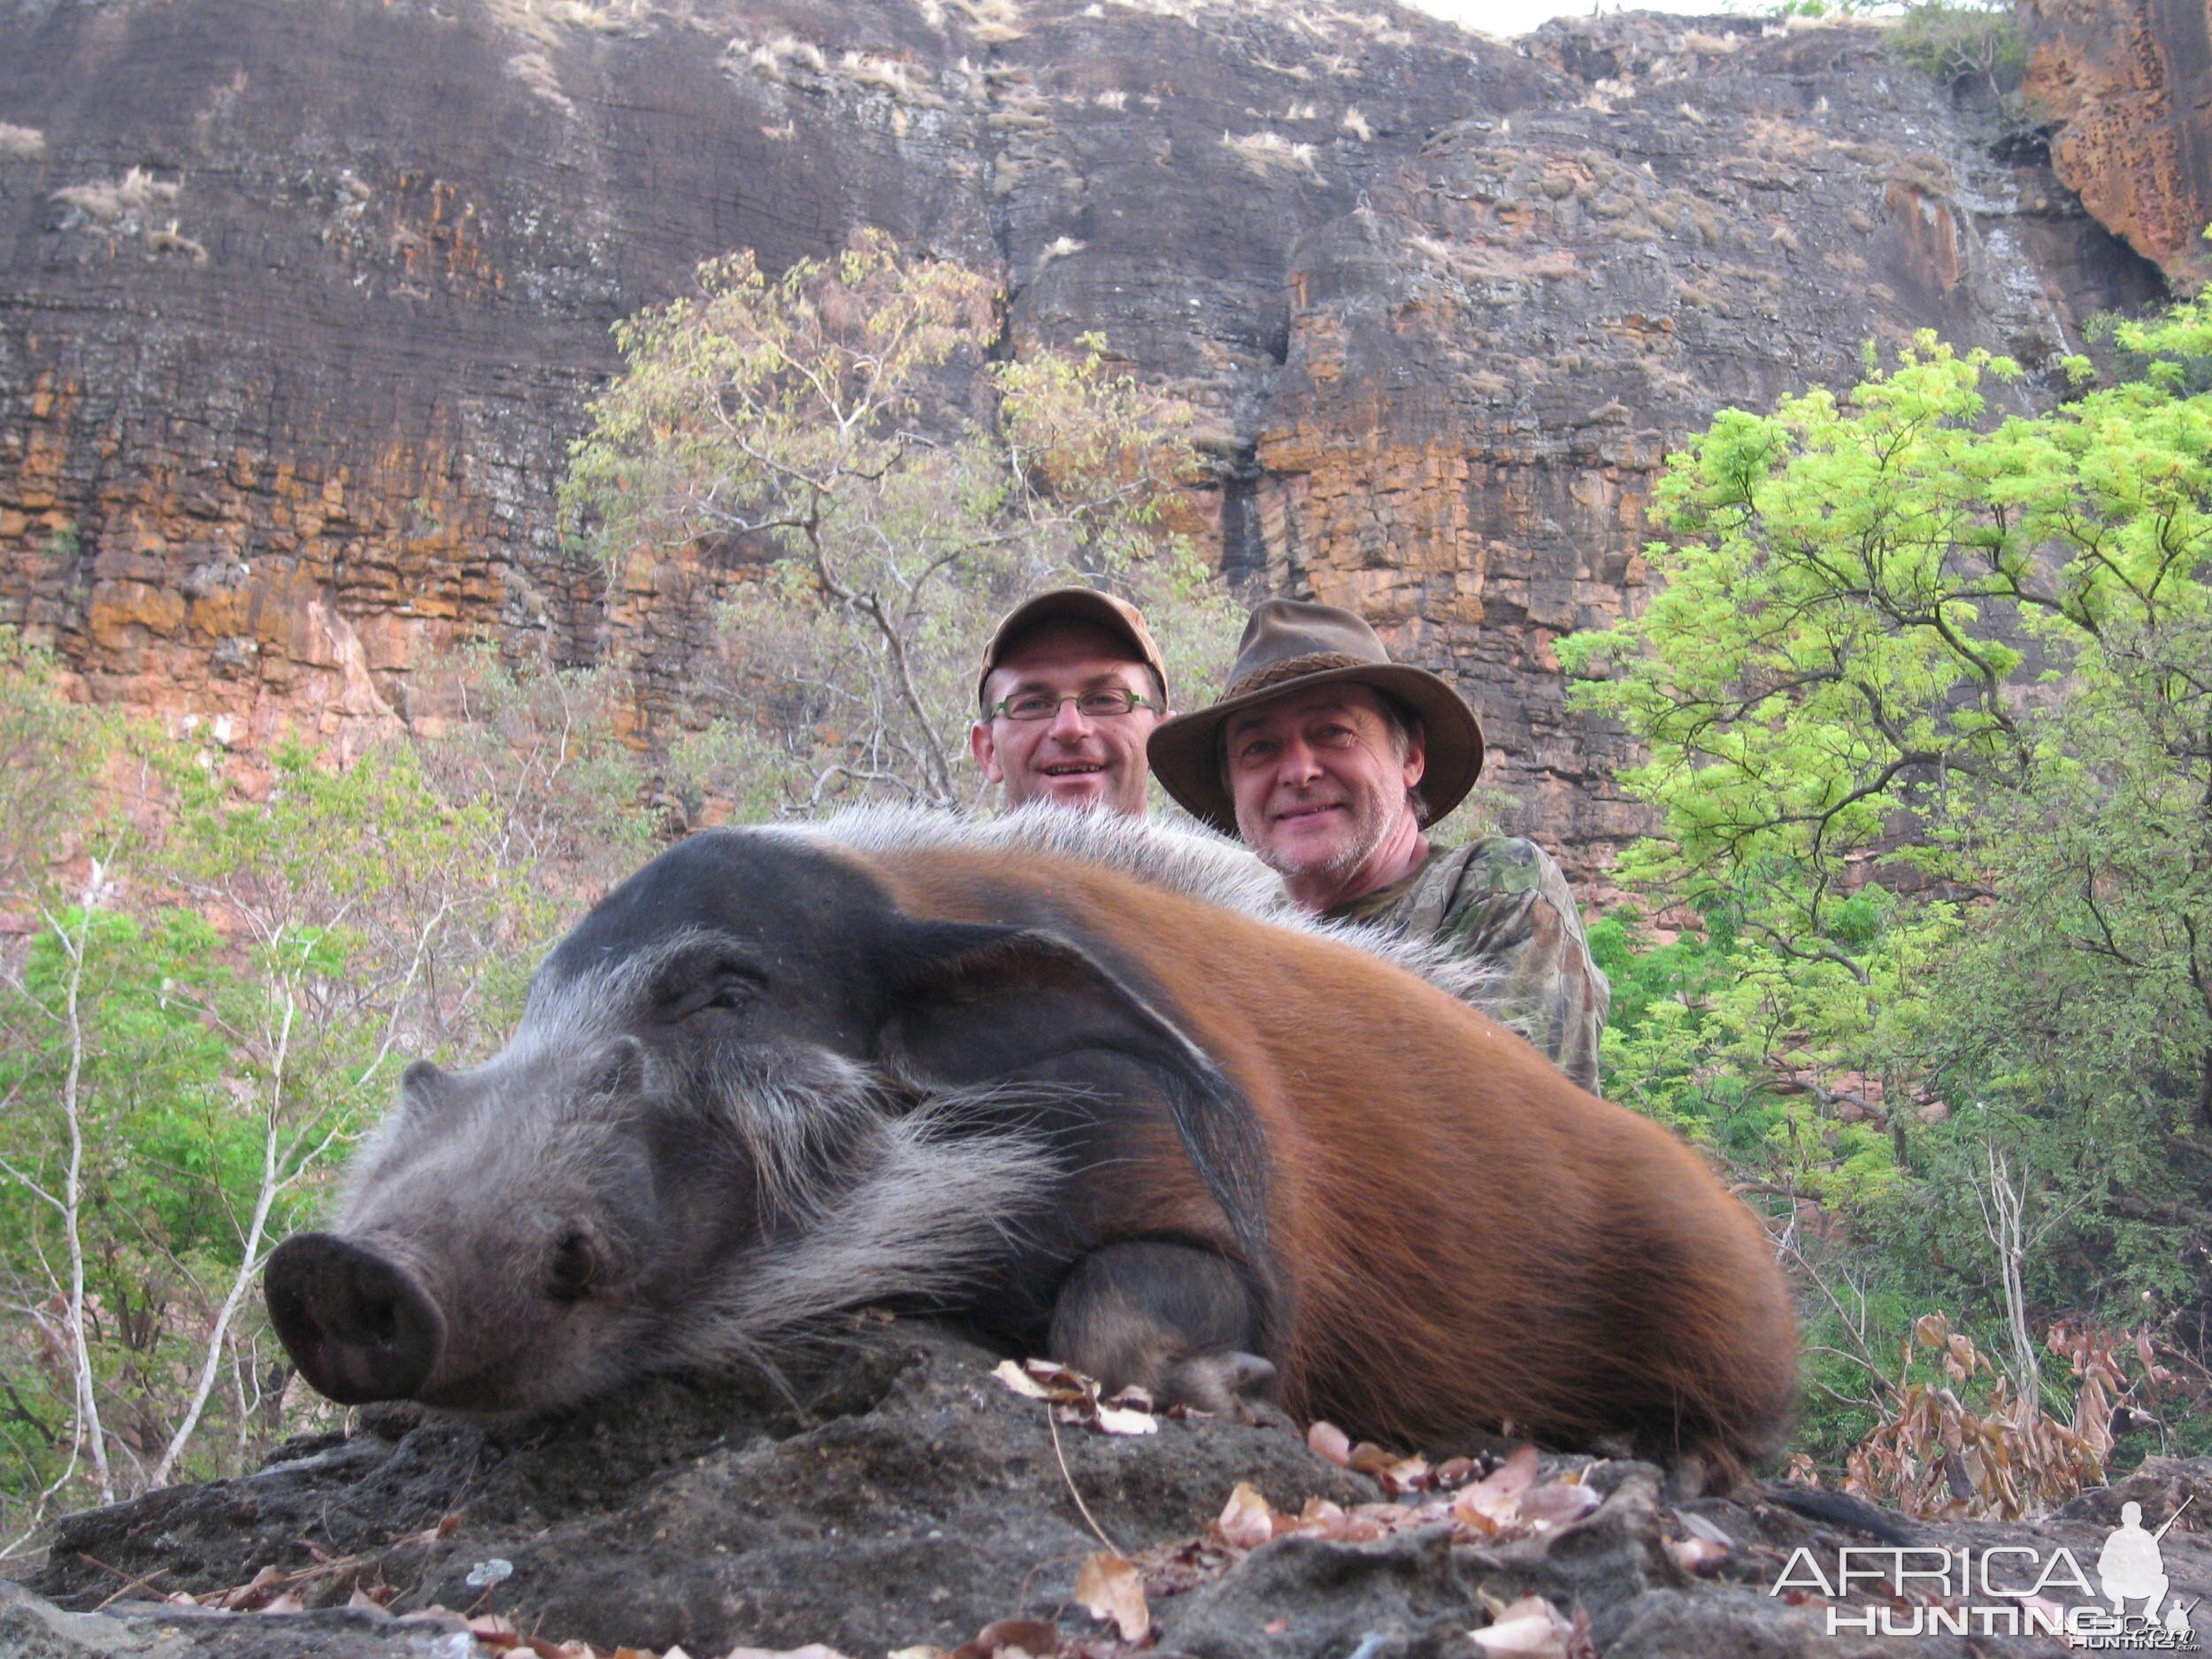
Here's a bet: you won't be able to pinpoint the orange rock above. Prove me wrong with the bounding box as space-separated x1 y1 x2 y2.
86 580 188 651
2023 0 2212 291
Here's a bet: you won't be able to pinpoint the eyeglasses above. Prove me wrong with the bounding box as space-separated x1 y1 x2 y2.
988 687 1159 721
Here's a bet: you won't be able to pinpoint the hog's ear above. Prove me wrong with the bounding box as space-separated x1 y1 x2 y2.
399 1059 453 1117
876 922 1267 1255
877 922 1197 1076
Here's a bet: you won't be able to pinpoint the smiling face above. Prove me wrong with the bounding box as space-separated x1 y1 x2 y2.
1223 683 1427 909
972 619 1166 816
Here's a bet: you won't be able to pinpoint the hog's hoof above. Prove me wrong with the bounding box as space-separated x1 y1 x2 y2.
1160 1349 1287 1428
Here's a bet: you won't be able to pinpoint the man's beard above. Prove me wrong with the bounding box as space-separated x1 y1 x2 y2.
1245 792 1394 879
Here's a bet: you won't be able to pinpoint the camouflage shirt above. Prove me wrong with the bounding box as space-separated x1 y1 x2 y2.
1323 838 1612 1094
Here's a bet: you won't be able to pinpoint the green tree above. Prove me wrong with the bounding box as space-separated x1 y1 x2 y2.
0 641 654 1537
1889 0 2027 103
1563 286 2212 1443
563 228 1242 815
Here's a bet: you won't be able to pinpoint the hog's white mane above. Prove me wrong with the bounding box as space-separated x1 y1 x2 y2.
782 802 1288 915
777 803 1505 1013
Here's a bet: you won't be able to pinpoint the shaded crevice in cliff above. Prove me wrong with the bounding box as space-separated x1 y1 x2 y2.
1216 442 1266 595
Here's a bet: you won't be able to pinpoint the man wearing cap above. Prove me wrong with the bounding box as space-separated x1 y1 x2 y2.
972 588 1171 818
1148 598 1610 1094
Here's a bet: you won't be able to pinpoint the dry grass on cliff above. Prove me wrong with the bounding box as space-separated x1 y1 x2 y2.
841 51 949 107
1036 235 1084 272
1101 0 1415 51
505 50 575 113
146 222 209 265
724 33 953 110
944 0 1026 42
0 122 42 160
51 165 179 224
482 0 654 47
1409 232 1580 294
549 0 651 32
732 32 828 80
1220 129 1320 181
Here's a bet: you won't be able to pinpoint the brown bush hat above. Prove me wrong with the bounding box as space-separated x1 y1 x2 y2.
1147 599 1485 836
976 588 1168 714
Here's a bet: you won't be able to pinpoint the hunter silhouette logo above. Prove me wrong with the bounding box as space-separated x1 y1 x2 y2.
1770 1495 2200 1647
2098 1499 2197 1644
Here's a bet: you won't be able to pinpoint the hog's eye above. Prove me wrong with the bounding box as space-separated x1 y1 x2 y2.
548 1231 598 1303
703 977 757 1012
667 967 762 1021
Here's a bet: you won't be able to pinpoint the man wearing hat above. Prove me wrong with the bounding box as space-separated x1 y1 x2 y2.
1148 598 1610 1093
972 588 1171 818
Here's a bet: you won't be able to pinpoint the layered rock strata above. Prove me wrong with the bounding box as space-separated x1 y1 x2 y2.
0 0 2168 872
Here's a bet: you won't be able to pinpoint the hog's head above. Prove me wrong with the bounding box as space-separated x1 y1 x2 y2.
261 827 1125 1416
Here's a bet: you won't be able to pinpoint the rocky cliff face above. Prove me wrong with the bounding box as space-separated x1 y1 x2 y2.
0 0 2170 873
2023 0 2212 294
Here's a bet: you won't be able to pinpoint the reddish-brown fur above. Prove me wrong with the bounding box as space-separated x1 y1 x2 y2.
868 843 1798 1478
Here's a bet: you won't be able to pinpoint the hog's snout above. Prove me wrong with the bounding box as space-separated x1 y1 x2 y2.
265 1233 446 1405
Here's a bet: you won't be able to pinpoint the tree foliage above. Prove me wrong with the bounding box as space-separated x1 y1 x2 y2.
1564 288 2212 1468
1888 0 2026 102
0 639 653 1538
563 229 1243 816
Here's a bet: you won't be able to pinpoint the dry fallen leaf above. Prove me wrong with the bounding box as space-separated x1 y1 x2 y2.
724 1647 855 1659
997 1358 1158 1436
1337 1509 1391 1543
1675 1509 1734 1548
1377 1455 1432 1495
993 1360 1052 1399
1075 1552 1151 1643
205 1563 288 1609
1471 1594 1576 1656
1486 1446 1542 1497
1215 1481 1278 1550
1450 1494 1505 1538
1668 1537 1731 1574
1516 1483 1601 1529
260 1592 304 1616
1092 1402 1158 1437
969 1617 1060 1658
1306 1420 1353 1467
1453 1448 1542 1531
1346 1441 1397 1476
